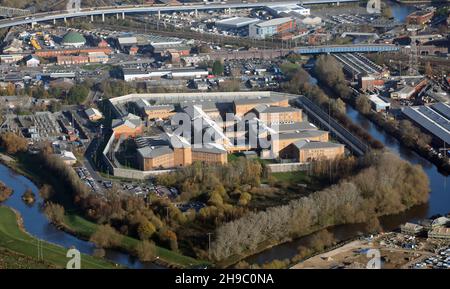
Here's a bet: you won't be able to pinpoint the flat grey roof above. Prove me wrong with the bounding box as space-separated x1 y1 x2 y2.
216 17 261 28
234 95 287 105
138 146 173 158
403 106 450 145
260 106 301 113
277 121 317 132
277 130 328 140
294 140 344 150
431 102 450 120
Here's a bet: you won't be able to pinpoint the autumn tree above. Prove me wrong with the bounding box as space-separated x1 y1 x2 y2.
90 224 122 249
238 192 252 206
135 240 156 262
137 218 156 240
43 202 65 225
355 95 372 114
0 132 28 155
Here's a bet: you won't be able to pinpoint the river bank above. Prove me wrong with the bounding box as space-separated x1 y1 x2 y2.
0 154 206 269
0 206 118 269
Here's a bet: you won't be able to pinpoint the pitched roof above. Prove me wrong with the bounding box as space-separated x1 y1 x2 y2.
137 146 173 158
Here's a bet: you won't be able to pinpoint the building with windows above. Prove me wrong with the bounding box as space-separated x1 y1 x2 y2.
406 10 434 25
57 55 89 65
85 108 103 122
249 17 296 39
112 113 144 139
253 105 303 124
290 140 345 163
25 55 40 67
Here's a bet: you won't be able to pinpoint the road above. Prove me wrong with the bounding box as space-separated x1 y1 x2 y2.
0 0 359 29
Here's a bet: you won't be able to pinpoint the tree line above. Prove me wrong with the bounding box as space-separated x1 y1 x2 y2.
280 57 384 149
209 151 430 261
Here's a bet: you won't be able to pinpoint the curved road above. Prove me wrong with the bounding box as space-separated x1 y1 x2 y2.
0 0 359 29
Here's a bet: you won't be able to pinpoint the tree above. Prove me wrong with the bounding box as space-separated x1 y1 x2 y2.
90 224 122 249
238 192 252 206
0 132 28 155
39 184 53 200
212 60 224 76
135 240 156 262
66 84 89 105
0 181 13 202
43 202 65 225
137 219 156 240
355 95 372 115
208 191 224 207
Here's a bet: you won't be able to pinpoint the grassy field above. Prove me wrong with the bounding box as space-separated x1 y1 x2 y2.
0 206 118 269
0 248 56 269
9 154 210 268
63 213 209 268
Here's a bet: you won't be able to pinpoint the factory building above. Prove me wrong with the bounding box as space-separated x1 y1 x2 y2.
215 17 261 30
249 17 296 39
402 104 450 147
368 94 390 112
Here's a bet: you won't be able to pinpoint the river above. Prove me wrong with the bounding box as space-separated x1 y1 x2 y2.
0 163 161 269
0 1 439 269
245 104 448 265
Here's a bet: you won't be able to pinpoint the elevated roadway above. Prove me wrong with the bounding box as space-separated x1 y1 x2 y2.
0 0 359 29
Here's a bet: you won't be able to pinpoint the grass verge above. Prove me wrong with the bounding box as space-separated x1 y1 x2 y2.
0 206 118 269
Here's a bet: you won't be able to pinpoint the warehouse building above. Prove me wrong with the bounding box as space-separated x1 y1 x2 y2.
402 105 450 147
216 17 261 30
249 17 296 39
267 4 310 17
368 94 390 112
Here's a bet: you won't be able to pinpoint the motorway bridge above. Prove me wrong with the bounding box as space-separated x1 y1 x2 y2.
0 0 359 29
295 95 370 157
295 44 400 54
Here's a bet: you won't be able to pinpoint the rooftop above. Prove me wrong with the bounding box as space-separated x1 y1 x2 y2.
253 17 294 28
137 146 173 159
294 140 344 150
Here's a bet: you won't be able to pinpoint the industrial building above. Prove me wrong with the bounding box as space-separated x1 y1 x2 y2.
249 17 296 39
406 10 434 25
402 104 450 147
368 94 390 112
215 17 261 30
267 4 310 17
122 67 209 82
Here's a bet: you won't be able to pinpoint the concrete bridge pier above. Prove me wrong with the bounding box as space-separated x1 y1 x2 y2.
64 17 67 23
53 18 56 25
195 9 198 18
122 12 125 20
158 10 161 20
116 13 119 20
102 13 105 22
91 15 94 22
